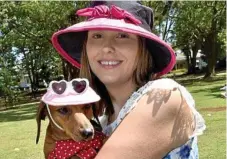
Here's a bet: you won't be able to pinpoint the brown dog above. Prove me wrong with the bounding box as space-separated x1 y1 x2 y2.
36 102 97 158
36 79 104 159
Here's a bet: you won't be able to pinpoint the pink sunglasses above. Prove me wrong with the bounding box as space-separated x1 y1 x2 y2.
48 79 88 95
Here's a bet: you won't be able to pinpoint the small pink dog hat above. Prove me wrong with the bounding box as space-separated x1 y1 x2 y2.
41 78 100 106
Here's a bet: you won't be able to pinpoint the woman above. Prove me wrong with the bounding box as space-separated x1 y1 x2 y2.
51 1 205 158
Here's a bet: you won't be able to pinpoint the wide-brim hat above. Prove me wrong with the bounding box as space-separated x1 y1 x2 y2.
41 78 100 106
52 1 176 76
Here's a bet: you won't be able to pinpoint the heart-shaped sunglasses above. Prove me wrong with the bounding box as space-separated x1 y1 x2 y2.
48 79 88 95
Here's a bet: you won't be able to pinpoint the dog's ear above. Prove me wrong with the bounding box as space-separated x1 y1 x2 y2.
91 103 103 132
36 101 46 144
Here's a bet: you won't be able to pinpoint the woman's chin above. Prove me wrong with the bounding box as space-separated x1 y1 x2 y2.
98 76 120 86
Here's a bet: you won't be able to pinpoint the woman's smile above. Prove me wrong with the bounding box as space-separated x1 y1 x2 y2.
98 60 123 69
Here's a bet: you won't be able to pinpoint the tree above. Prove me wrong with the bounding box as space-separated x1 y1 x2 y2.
0 45 19 107
174 1 226 76
0 1 89 95
143 1 178 44
202 1 226 77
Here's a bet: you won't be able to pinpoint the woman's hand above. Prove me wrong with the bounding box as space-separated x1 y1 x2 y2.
95 87 194 159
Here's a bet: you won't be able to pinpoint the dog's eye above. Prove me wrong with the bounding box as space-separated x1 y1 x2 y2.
57 107 69 115
83 105 91 110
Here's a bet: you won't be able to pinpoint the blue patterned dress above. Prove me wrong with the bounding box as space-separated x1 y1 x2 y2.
100 78 206 158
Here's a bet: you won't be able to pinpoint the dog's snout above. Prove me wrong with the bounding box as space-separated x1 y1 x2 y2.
81 128 94 139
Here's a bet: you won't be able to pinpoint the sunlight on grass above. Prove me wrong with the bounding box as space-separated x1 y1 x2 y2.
198 111 226 159
175 73 226 159
176 74 226 108
0 105 48 159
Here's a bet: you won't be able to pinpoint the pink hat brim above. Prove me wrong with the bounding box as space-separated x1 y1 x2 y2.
41 87 100 106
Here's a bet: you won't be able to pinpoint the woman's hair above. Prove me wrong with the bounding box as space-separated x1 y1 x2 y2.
79 34 153 116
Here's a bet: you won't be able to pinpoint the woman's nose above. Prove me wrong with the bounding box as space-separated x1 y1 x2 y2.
102 39 115 54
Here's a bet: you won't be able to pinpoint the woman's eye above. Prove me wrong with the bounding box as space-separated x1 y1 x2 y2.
57 107 70 115
116 33 129 39
92 34 102 39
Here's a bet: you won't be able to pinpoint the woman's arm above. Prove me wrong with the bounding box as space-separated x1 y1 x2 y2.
95 88 194 159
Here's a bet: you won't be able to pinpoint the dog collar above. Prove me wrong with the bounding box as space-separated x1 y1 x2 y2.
48 131 106 159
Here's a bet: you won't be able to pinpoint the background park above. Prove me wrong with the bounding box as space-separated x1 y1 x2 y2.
0 1 226 159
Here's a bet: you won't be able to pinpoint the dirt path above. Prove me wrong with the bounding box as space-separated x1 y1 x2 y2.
200 106 226 112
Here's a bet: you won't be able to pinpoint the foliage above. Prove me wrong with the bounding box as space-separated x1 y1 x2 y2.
173 1 226 76
142 1 178 43
0 1 89 93
0 1 225 89
174 1 225 49
142 1 226 77
217 29 226 59
0 47 19 106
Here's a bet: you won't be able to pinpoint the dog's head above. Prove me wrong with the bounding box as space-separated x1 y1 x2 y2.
36 101 95 144
36 78 101 144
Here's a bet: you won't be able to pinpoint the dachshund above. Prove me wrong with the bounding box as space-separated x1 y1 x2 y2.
36 79 105 159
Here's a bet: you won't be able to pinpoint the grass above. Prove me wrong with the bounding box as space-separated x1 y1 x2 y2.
198 111 225 159
175 73 226 159
0 73 225 159
0 89 46 109
171 68 187 74
0 104 48 159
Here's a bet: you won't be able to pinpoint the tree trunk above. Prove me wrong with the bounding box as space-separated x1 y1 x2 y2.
68 63 79 80
204 2 217 78
204 33 217 78
61 58 79 81
21 47 36 97
62 59 69 80
162 1 173 41
190 55 196 74
190 39 201 74
182 47 191 74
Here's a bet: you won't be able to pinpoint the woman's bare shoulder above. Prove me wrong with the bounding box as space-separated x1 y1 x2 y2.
95 81 194 159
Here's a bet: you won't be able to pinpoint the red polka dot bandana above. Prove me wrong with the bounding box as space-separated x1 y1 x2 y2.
48 131 106 159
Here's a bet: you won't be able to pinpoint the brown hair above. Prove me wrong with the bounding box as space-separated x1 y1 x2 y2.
79 36 153 116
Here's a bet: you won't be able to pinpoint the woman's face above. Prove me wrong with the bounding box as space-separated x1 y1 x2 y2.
86 30 139 86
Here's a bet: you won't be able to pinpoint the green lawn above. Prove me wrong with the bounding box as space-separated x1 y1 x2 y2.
0 104 47 159
0 74 225 159
175 73 226 159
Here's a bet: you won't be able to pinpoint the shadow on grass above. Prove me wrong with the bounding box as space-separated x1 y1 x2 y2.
176 75 226 87
190 85 226 99
0 104 38 122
